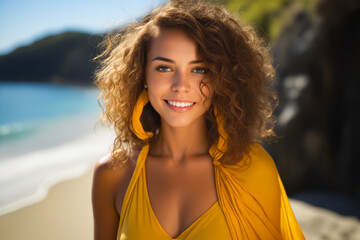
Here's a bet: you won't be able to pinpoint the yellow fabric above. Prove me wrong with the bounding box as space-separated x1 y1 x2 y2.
130 90 154 140
117 144 232 240
213 144 305 239
119 90 305 239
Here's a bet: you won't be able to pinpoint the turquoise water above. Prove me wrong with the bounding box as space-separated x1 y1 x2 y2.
0 82 100 143
0 82 112 214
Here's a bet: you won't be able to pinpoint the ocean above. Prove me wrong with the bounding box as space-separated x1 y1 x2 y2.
0 82 101 158
0 82 115 215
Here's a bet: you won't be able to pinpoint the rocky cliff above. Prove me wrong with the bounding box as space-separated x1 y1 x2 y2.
268 0 360 202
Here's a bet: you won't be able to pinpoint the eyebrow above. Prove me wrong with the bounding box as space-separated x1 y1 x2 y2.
152 56 203 64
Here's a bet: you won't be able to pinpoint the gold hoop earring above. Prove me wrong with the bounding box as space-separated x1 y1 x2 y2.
130 89 154 140
209 106 228 165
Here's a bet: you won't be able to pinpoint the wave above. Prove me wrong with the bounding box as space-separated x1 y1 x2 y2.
0 121 39 142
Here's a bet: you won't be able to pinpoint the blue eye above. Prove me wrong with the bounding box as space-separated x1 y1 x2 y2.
192 67 206 74
156 66 172 72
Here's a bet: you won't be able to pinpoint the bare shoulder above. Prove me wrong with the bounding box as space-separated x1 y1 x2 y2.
92 151 139 239
93 151 137 194
92 150 139 211
94 153 129 179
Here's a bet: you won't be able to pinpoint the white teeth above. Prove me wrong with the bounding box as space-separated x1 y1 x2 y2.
167 100 194 107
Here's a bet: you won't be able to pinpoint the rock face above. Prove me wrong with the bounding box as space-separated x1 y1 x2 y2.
269 0 360 199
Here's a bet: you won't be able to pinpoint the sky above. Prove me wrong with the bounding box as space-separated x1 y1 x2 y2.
0 0 167 55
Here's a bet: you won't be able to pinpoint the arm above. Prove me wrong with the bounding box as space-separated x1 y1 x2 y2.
92 157 120 240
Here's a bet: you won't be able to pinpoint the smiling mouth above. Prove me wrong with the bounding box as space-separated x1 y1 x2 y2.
165 100 196 107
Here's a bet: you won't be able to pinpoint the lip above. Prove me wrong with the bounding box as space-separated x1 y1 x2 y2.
164 99 196 113
166 99 195 103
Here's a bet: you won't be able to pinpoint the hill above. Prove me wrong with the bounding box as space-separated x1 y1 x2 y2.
0 31 103 85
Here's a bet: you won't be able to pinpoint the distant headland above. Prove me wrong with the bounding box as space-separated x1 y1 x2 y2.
0 31 103 86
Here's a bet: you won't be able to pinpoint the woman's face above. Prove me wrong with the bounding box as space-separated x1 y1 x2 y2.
145 28 213 128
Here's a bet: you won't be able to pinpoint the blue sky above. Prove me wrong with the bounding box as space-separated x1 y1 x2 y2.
0 0 167 55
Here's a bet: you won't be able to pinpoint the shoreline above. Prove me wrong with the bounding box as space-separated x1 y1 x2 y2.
0 117 359 238
0 167 95 240
1 171 359 239
0 127 115 216
0 112 102 160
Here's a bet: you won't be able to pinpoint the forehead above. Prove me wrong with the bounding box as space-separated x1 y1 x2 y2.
147 28 199 58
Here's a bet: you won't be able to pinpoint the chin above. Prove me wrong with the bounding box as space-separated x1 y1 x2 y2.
162 119 193 128
160 114 206 129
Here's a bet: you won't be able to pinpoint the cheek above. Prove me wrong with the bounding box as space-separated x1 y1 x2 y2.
146 75 168 109
145 68 170 90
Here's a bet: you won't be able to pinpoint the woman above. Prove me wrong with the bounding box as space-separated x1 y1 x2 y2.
92 0 304 239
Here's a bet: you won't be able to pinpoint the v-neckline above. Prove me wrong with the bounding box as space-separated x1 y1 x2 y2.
143 161 219 239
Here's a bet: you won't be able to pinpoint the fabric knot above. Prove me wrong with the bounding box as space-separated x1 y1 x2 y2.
212 158 221 166
130 89 154 140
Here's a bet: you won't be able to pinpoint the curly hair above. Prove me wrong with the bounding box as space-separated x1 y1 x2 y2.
94 0 277 166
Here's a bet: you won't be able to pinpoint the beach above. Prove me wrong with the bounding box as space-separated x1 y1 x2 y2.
1 130 360 239
1 168 360 240
0 123 115 240
0 167 94 240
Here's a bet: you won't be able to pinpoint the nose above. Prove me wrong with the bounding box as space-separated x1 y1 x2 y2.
171 71 190 93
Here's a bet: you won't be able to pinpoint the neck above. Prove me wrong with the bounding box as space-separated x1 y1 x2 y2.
149 117 209 163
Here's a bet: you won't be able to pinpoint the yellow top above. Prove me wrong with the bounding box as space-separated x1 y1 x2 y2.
116 144 305 240
117 144 232 240
118 90 305 239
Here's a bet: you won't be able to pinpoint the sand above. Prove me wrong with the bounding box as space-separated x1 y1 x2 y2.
0 125 115 240
1 169 360 240
0 167 94 240
0 130 359 240
291 199 360 239
0 126 115 215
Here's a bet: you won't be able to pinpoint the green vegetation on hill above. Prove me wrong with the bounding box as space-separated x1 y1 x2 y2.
0 32 102 85
0 0 320 85
212 0 319 41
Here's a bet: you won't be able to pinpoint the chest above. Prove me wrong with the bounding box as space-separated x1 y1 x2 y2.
145 155 218 238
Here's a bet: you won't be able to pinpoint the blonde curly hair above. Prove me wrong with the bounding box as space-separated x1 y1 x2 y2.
94 0 277 166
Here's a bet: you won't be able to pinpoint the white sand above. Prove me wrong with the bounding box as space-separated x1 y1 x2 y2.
1 177 359 240
0 167 95 240
0 127 359 239
291 199 360 239
0 127 115 216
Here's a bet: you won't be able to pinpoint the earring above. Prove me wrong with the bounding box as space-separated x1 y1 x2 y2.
130 89 154 140
144 84 148 89
209 106 228 165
